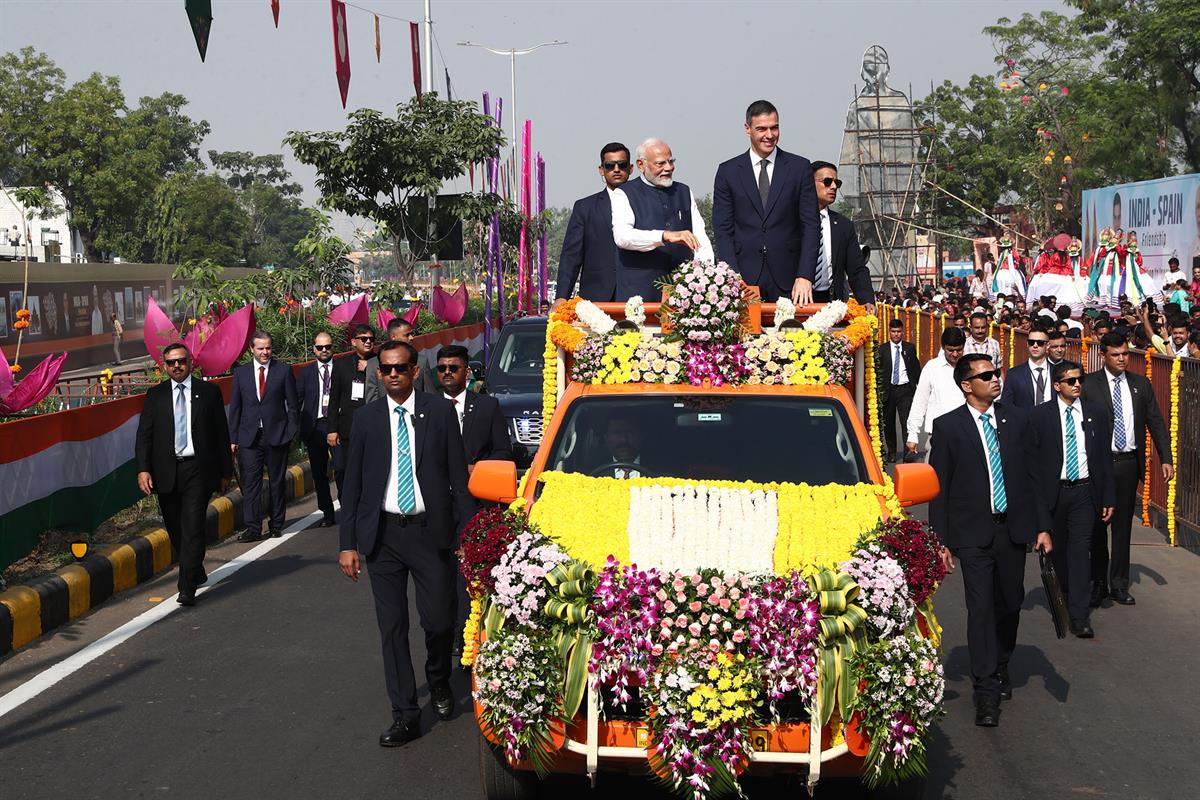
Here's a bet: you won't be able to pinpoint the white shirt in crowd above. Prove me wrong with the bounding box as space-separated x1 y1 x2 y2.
172 376 195 458
968 402 1002 513
963 336 1002 363
1104 368 1136 453
318 362 332 419
815 208 832 290
255 360 270 401
1056 396 1091 480
905 355 966 446
887 341 910 385
383 393 427 515
611 175 714 263
1028 358 1053 405
747 148 776 183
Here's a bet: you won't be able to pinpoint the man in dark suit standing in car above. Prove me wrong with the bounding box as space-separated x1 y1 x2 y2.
554 142 631 305
228 331 299 542
930 353 1049 728
297 331 338 527
810 161 875 310
136 343 234 606
877 319 920 462
712 100 821 303
1028 361 1115 639
1083 333 1172 607
338 341 477 747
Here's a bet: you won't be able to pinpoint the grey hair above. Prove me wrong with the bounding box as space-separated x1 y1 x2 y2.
251 330 273 346
636 138 668 162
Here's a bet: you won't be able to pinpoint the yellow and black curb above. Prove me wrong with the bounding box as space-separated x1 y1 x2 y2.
0 462 316 658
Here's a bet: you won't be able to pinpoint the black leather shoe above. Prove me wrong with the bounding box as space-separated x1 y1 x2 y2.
320 514 337 527
238 528 263 543
975 699 1000 727
1110 588 1135 605
268 528 282 539
997 666 1012 701
1089 582 1108 608
177 591 196 607
431 684 454 720
379 719 421 747
1070 619 1095 638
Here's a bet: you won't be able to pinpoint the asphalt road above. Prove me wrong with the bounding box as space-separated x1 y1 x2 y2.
1 492 1198 800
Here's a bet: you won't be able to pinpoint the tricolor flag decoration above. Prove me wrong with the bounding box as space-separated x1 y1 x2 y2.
331 0 351 107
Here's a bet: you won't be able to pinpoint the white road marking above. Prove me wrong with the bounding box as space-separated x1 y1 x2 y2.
0 505 335 719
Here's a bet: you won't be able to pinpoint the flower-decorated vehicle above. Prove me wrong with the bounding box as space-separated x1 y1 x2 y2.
463 261 943 799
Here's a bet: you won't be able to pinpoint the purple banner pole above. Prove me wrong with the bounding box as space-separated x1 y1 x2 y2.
537 153 547 307
481 92 492 359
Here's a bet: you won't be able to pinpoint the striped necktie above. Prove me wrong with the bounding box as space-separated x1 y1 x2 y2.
1064 405 1080 480
1112 377 1126 451
174 384 188 456
979 412 1007 512
395 406 416 513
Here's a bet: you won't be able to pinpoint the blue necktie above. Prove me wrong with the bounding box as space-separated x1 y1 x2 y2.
395 407 416 514
1112 377 1126 451
1065 405 1080 480
892 344 901 385
980 412 1007 513
174 384 188 456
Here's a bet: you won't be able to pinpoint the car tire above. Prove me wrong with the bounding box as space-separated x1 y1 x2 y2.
479 732 540 800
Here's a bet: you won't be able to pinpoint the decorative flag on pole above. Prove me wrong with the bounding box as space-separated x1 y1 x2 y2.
270 0 280 27
185 0 213 62
445 68 453 101
330 0 351 108
409 22 422 101
374 15 381 62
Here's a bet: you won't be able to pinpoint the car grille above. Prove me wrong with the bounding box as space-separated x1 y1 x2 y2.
512 415 543 446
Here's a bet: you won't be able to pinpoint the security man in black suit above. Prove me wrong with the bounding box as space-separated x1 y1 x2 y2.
1082 332 1173 606
811 161 875 309
930 353 1048 727
338 341 477 748
227 331 299 542
554 142 630 304
998 328 1054 408
877 318 921 462
296 331 337 527
135 343 234 606
327 323 380 496
1028 361 1115 638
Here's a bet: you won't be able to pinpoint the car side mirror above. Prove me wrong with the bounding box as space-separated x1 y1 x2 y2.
469 360 485 381
469 460 519 504
892 463 939 507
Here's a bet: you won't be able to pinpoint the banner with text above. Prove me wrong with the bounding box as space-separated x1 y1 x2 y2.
1081 173 1200 283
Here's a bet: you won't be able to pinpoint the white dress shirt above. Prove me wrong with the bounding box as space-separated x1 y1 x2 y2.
383 393 427 515
444 390 466 433
1104 369 1136 453
968 402 1002 513
963 336 1002 363
318 362 331 419
1028 359 1051 405
747 148 776 184
888 342 910 386
1057 397 1090 480
172 376 195 458
905 355 965 445
815 208 832 290
610 176 714 263
255 360 269 401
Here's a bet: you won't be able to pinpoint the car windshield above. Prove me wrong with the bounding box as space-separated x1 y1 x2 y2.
544 395 867 485
489 326 546 384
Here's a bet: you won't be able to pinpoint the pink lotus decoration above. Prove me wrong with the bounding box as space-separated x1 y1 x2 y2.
376 302 423 333
330 294 370 328
431 285 468 326
144 297 256 376
0 350 68 415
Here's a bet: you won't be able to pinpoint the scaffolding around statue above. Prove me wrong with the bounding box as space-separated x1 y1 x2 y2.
838 45 935 292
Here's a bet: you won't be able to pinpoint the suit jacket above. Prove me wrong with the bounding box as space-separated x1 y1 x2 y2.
327 353 378 443
998 361 1051 409
928 402 1040 549
1082 368 1171 476
135 378 234 495
555 189 619 302
711 148 820 293
297 359 336 440
338 392 476 554
826 208 874 303
876 340 921 401
227 358 299 447
1027 398 1117 530
456 390 512 465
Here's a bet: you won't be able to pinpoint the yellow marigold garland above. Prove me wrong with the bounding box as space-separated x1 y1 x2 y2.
543 322 558 423
527 471 632 566
1007 324 1015 368
461 595 484 666
1168 356 1181 546
913 309 920 361
1142 354 1154 526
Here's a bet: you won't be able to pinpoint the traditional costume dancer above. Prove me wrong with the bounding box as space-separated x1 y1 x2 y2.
1087 229 1163 312
989 234 1027 301
1027 233 1086 315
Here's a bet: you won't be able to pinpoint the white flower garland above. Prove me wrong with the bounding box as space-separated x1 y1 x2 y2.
624 295 646 328
773 297 796 329
801 299 848 333
575 300 616 334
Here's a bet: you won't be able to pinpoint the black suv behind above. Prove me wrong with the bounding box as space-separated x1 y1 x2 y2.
484 316 547 468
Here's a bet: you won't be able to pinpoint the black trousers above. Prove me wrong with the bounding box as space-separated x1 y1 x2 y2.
157 459 209 594
954 521 1026 704
239 431 289 533
1092 454 1139 591
332 442 346 500
304 420 335 517
1052 483 1096 622
366 517 455 723
881 383 915 457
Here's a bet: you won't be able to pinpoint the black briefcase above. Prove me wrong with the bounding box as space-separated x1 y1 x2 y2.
1039 552 1069 640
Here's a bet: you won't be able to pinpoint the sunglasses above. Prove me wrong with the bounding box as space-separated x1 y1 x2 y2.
969 369 1000 383
1027 339 1048 346
314 344 332 351
436 364 464 374
378 362 415 375
164 358 189 366
355 336 375 343
1057 376 1082 386
602 160 631 171
819 177 844 188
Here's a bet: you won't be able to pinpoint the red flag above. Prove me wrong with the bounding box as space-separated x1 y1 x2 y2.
331 0 351 108
469 162 475 191
374 15 381 62
410 22 422 100
270 0 279 27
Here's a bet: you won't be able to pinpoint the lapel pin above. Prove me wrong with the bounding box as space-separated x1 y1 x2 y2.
419 413 425 419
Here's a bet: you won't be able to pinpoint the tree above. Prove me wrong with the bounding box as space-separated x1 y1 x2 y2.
208 149 317 267
0 47 66 185
285 94 505 292
149 171 249 265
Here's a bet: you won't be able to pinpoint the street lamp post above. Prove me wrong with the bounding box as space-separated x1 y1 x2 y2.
456 40 567 156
